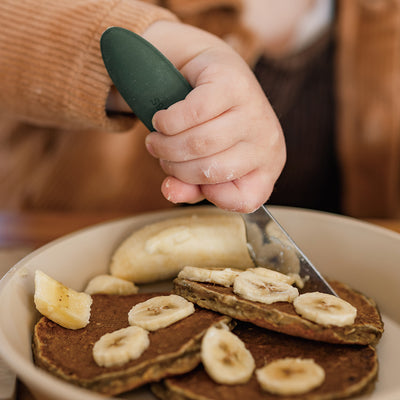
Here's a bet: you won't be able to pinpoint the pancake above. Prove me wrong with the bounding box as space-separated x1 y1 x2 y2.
152 321 379 400
32 292 231 396
173 279 383 345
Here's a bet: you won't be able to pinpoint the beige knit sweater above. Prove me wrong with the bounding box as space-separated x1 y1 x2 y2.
1 0 400 217
0 0 255 212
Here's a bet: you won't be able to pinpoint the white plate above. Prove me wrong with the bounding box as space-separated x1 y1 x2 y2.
0 206 399 400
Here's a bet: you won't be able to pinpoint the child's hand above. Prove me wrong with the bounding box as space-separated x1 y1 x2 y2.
120 21 286 213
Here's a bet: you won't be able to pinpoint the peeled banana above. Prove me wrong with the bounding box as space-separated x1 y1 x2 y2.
34 270 92 330
92 325 149 367
293 292 357 326
233 270 299 304
256 357 325 395
84 274 138 295
128 294 195 331
109 213 254 284
178 266 240 287
201 325 255 385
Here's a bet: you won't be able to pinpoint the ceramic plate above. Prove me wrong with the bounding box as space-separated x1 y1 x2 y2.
0 206 399 400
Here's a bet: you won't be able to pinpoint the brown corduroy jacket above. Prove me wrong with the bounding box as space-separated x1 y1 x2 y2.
0 0 399 217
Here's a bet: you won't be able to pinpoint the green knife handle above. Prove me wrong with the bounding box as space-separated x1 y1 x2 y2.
101 27 193 131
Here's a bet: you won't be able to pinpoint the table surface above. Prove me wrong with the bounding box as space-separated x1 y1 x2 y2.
0 210 399 400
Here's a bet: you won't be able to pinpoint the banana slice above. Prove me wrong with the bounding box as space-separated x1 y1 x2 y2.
178 266 241 287
248 267 295 285
256 357 325 395
233 270 299 304
84 274 139 295
293 292 357 326
92 325 149 368
128 294 195 331
34 270 92 330
201 326 255 385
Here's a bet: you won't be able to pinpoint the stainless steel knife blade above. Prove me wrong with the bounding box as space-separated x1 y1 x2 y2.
242 205 337 296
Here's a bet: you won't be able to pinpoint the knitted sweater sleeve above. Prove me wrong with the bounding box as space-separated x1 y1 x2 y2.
0 0 177 131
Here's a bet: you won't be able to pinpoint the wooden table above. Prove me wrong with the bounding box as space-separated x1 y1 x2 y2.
0 211 131 249
0 210 399 400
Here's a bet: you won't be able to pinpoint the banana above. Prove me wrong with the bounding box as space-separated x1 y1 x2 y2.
293 292 357 326
34 270 92 330
201 326 255 385
255 357 325 395
177 266 241 287
248 267 295 285
84 274 139 295
233 270 299 304
92 325 149 368
110 213 254 284
128 294 195 331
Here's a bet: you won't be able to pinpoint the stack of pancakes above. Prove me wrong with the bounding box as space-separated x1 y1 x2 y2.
163 278 383 400
33 293 231 395
33 277 383 399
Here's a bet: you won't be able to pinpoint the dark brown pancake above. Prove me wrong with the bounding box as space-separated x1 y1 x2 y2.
32 292 231 396
173 279 383 345
152 322 378 400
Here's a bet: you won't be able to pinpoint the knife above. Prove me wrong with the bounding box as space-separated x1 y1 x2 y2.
242 205 337 295
100 27 337 296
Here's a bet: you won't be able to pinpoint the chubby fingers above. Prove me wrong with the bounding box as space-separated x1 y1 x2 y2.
161 177 205 204
151 47 253 136
151 103 286 210
201 168 277 213
161 168 278 213
151 75 241 136
146 111 242 163
158 140 263 185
